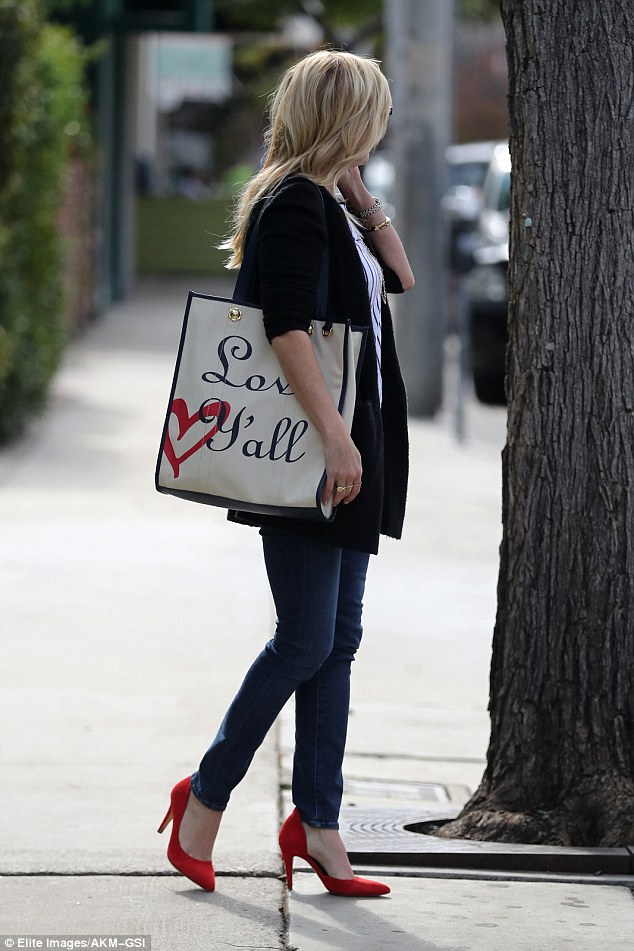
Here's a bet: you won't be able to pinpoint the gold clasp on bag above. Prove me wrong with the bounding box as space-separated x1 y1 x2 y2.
228 307 242 321
322 326 333 337
307 323 314 335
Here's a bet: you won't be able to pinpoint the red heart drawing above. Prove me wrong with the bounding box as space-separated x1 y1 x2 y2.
162 397 231 479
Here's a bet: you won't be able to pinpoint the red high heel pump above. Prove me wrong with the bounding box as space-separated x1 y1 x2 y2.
157 776 215 892
279 808 390 897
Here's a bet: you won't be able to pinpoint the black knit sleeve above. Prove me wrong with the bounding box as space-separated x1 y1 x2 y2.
258 179 327 342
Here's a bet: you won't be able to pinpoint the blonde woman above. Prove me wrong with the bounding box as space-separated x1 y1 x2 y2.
158 49 414 898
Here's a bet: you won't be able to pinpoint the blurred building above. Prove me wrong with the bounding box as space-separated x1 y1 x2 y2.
53 1 220 309
54 3 507 316
454 19 507 143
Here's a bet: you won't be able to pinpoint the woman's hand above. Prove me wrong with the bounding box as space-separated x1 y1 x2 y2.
322 427 362 508
271 331 363 509
337 165 372 209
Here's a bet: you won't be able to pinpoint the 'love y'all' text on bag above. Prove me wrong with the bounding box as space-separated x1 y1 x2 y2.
156 181 367 521
155 292 366 521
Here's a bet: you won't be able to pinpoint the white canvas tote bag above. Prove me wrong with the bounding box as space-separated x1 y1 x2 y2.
155 292 366 520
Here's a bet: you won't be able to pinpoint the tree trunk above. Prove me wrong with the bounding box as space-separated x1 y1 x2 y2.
440 0 634 847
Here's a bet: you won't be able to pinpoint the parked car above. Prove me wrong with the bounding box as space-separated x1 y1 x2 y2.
364 140 512 405
443 140 501 272
363 140 500 271
465 142 510 404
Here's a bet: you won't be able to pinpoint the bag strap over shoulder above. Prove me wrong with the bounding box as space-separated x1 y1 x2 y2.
232 180 329 323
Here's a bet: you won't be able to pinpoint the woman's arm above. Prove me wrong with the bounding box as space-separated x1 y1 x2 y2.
338 166 415 291
271 330 362 508
258 180 328 340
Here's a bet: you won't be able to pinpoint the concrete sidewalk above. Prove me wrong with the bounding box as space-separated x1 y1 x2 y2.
1 277 632 949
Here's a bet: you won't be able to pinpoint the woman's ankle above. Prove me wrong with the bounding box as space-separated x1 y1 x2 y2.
303 824 354 879
179 795 223 861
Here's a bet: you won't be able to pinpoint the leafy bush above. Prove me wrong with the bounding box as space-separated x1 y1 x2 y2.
0 0 91 443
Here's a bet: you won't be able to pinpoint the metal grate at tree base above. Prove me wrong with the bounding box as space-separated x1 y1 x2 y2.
339 808 634 876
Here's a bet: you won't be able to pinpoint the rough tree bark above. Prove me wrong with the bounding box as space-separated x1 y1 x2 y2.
440 0 634 846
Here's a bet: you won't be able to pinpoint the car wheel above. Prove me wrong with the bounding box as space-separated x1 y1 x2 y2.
473 370 506 405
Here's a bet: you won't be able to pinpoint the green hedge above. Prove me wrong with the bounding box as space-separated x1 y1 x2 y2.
0 0 90 443
136 197 233 275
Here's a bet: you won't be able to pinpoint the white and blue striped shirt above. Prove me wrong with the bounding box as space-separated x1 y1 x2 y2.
347 217 384 404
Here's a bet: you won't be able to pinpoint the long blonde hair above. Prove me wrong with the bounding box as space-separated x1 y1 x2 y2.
222 50 392 268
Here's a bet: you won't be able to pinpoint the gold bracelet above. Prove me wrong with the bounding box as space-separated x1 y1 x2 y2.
364 216 391 233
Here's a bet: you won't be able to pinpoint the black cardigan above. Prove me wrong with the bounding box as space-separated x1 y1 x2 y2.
228 176 409 555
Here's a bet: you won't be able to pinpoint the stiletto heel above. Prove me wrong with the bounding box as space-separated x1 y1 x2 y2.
157 777 215 891
279 808 390 897
282 851 294 889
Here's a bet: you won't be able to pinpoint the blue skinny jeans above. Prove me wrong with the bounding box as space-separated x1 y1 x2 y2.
190 525 370 829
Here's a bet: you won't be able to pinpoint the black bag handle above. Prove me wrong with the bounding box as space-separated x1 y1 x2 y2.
232 180 329 324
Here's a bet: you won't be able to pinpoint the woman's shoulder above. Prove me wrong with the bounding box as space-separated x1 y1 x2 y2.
256 176 350 251
257 176 329 243
264 175 326 212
